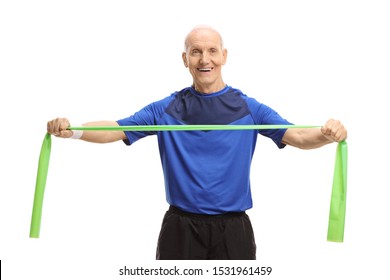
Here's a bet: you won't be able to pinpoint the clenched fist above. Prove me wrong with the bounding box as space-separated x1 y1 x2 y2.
47 118 74 138
321 119 348 142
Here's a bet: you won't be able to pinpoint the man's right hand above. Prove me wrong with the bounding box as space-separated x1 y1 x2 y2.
47 118 74 138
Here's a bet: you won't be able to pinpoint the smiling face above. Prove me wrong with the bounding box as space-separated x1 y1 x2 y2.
182 27 227 94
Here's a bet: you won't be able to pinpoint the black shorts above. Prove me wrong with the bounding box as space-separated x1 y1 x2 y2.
156 206 256 260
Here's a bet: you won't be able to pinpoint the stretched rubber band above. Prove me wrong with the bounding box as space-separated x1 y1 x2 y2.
68 124 321 131
30 125 347 242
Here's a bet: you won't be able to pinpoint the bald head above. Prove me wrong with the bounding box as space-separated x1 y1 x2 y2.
181 25 227 94
184 25 224 52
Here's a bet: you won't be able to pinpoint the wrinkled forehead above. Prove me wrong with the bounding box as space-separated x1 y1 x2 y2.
184 28 224 51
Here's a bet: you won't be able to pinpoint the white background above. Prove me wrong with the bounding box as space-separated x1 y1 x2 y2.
1 0 389 279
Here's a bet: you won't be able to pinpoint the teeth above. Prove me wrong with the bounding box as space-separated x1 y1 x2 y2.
199 68 212 72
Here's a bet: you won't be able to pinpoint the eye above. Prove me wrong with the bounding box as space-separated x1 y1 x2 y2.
210 48 218 54
191 49 201 55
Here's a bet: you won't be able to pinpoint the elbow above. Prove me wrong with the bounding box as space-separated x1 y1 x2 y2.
282 138 308 150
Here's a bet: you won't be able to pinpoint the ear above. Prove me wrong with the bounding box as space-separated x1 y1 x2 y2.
182 52 188 68
222 48 228 65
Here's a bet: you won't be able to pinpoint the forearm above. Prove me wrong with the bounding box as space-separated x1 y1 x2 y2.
282 119 347 149
47 117 126 143
282 128 334 149
78 121 126 143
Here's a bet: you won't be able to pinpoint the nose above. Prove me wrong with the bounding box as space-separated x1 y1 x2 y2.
200 53 211 65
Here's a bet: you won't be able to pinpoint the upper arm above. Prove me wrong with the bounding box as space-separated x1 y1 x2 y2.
246 98 293 148
116 95 173 145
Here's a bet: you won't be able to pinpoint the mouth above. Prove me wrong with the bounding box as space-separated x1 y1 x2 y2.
197 67 213 72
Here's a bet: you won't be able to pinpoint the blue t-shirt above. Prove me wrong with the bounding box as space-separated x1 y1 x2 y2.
117 86 292 214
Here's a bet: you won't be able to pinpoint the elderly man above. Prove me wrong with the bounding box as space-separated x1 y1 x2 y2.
47 25 347 260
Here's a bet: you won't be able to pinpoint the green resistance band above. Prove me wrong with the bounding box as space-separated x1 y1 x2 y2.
327 140 348 242
29 133 51 238
30 125 347 242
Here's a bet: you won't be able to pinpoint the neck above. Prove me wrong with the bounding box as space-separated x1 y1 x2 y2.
193 81 226 94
